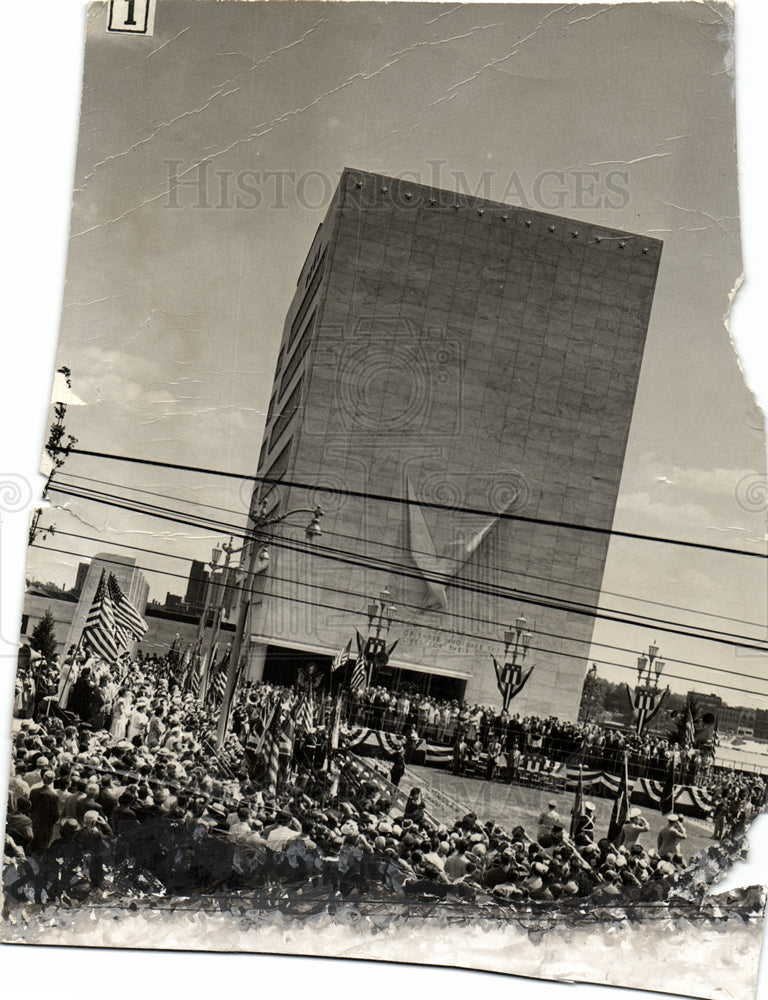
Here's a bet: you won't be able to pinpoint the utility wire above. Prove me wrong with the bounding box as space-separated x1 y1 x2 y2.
54 470 767 633
53 475 763 641
37 526 768 680
51 445 767 560
46 480 768 652
30 538 768 701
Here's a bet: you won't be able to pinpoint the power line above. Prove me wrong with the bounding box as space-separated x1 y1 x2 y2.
55 469 768 633
46 480 768 651
29 538 768 701
50 478 762 642
39 526 768 681
53 444 767 560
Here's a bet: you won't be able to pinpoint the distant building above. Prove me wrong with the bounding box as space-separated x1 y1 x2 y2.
718 704 756 736
22 592 232 664
184 560 209 612
753 708 768 741
73 562 89 597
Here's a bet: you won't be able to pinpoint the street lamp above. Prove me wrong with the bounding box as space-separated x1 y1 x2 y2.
192 543 224 695
632 640 667 735
198 536 244 700
214 500 324 748
363 588 396 686
496 614 534 713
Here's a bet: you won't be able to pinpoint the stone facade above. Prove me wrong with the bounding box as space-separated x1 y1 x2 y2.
247 169 662 720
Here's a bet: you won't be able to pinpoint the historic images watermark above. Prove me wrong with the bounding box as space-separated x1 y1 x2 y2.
162 160 630 213
0 474 34 648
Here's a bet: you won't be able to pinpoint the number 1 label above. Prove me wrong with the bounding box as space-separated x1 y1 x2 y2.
107 0 156 36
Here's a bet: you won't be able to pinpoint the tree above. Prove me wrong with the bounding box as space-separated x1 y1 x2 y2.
30 610 58 664
578 664 608 724
29 366 78 545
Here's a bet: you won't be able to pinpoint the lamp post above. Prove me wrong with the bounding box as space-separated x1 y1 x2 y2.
199 536 240 700
498 615 534 712
214 499 324 749
364 588 397 686
193 543 223 698
633 641 666 735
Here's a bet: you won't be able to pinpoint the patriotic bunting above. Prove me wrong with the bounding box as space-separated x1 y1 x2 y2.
491 655 535 712
625 682 669 735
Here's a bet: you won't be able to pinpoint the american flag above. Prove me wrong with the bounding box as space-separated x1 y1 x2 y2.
247 696 279 756
295 693 315 732
329 694 342 751
350 651 367 691
684 703 696 747
209 660 228 706
266 710 283 791
607 752 632 845
569 764 585 840
279 712 295 759
189 651 202 698
82 570 120 663
331 639 351 672
107 573 148 650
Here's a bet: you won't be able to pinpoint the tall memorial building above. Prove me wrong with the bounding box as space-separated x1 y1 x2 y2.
243 168 662 721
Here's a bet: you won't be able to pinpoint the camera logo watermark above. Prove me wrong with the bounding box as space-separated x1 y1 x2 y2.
735 473 768 513
304 318 463 440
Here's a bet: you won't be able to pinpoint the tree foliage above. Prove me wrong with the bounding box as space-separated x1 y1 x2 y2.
30 610 58 663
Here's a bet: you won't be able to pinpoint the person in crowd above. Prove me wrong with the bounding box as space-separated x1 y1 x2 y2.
6 645 757 912
390 747 405 788
573 801 597 847
619 807 651 849
29 770 60 851
657 814 687 861
537 800 563 844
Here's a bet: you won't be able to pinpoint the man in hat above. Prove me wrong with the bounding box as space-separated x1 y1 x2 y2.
537 800 563 845
263 808 303 851
657 814 687 860
574 801 596 847
29 770 60 850
620 807 651 850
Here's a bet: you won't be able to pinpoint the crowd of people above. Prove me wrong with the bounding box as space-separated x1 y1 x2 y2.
341 683 749 788
4 643 764 909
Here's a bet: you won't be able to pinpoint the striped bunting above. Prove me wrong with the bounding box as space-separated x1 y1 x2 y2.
82 570 120 664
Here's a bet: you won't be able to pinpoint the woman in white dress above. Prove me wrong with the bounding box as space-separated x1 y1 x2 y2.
57 655 80 711
109 687 132 740
127 699 149 743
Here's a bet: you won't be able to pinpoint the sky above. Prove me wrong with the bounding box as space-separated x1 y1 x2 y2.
13 0 768 708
